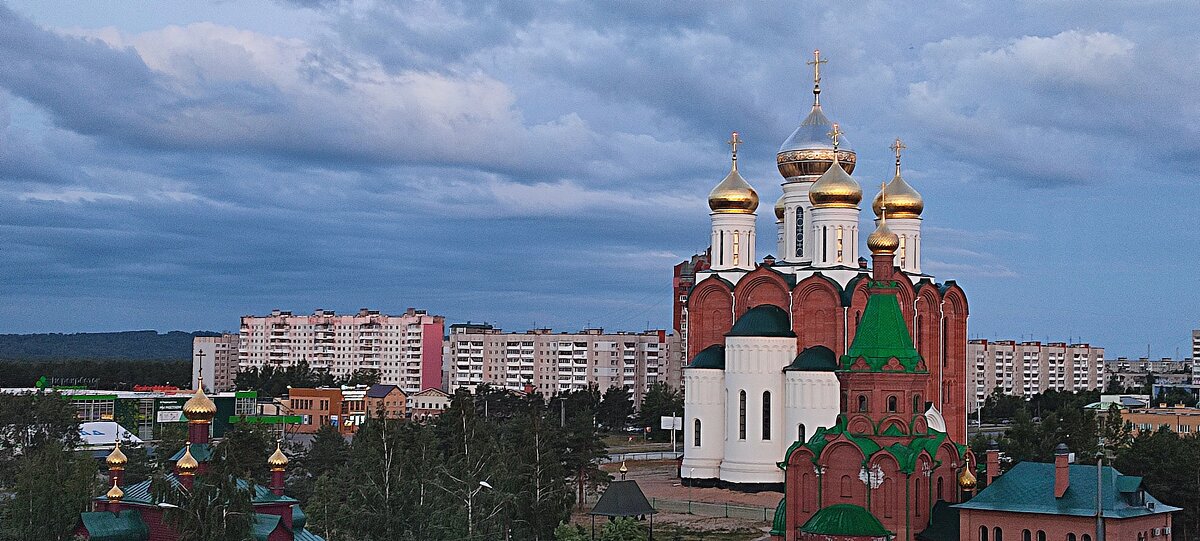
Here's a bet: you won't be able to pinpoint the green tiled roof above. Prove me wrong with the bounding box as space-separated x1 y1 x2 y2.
841 287 924 372
104 476 297 505
687 344 726 369
770 498 786 536
169 443 214 462
786 345 838 371
294 528 326 541
292 505 308 531
78 509 149 541
782 418 950 475
954 462 1181 518
250 513 281 541
799 504 890 536
727 305 795 337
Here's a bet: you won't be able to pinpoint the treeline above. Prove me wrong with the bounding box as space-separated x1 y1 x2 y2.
0 360 192 389
0 330 216 361
234 361 380 397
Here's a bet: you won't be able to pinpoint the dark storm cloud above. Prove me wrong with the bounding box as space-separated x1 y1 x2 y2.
0 1 1197 356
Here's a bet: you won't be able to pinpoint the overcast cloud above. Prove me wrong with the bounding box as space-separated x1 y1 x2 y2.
0 1 1196 357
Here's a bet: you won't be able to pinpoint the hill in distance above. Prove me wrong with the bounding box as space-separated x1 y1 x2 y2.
0 330 219 362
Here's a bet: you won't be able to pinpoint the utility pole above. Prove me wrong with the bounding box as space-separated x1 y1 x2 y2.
1096 433 1106 541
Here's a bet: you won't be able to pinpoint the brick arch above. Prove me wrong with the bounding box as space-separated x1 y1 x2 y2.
687 277 733 360
846 414 873 435
914 282 942 407
867 453 902 521
733 267 790 318
913 452 936 518
939 282 969 442
846 278 871 347
894 279 916 334
909 414 929 435
877 416 908 435
792 274 844 354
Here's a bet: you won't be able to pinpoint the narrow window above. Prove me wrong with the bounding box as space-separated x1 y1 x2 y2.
798 423 806 443
858 395 868 412
900 235 907 267
993 528 1002 541
795 208 804 258
1037 532 1045 541
979 526 988 541
1082 535 1091 541
732 232 740 266
1022 530 1031 541
738 390 747 440
693 418 701 447
887 395 898 413
822 226 828 262
719 230 724 262
762 391 771 440
937 476 944 501
1067 534 1076 541
913 394 922 414
836 226 844 263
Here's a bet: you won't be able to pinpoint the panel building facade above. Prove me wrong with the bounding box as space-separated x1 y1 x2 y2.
192 333 241 393
967 339 1104 411
447 324 674 403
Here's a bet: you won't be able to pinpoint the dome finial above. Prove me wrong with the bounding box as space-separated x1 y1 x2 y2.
727 131 743 168
709 132 759 214
806 49 828 107
890 137 906 177
828 123 843 153
867 182 900 254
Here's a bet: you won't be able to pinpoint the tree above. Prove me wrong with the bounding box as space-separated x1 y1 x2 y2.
1104 374 1125 394
1099 403 1133 456
597 386 633 431
157 472 255 541
1114 430 1200 540
635 383 683 441
210 423 273 484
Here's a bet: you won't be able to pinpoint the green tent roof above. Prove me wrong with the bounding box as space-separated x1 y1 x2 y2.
799 504 890 536
168 443 214 463
770 498 787 535
727 305 795 337
786 345 838 371
78 509 149 541
841 286 924 372
250 513 281 541
107 476 297 506
954 461 1180 518
687 344 726 369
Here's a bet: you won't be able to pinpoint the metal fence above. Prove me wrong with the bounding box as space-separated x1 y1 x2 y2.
600 451 682 464
648 498 774 522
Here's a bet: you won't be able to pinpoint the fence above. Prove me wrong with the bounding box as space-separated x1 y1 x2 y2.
649 498 775 522
600 451 682 464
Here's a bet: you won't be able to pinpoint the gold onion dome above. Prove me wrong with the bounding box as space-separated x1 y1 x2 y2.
176 444 199 475
807 124 862 209
958 465 978 490
106 440 128 469
268 443 289 469
777 49 856 179
867 182 901 255
106 480 124 502
871 138 923 219
182 377 217 422
708 132 759 214
774 194 785 221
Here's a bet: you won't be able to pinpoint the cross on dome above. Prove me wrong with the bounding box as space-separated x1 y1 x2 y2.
727 131 743 162
828 123 843 151
807 49 828 105
890 137 906 162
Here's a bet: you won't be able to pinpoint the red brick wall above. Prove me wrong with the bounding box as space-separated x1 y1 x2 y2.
792 276 843 355
686 280 733 361
959 508 1173 541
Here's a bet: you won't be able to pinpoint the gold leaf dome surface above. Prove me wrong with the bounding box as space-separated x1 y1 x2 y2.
106 481 124 502
183 382 217 423
774 194 785 220
808 155 861 209
958 465 977 490
176 444 199 475
106 441 128 469
268 443 289 469
867 219 900 254
872 172 923 219
708 162 759 214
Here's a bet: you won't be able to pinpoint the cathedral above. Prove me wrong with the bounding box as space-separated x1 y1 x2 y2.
680 51 969 492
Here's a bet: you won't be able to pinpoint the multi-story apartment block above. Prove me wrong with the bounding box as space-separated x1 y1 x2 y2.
192 334 240 393
239 308 444 394
1105 356 1194 390
447 324 673 403
968 339 1104 411
1193 329 1199 361
672 252 709 336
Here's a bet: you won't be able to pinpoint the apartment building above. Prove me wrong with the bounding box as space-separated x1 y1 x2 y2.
239 308 444 394
447 324 674 403
192 334 240 393
1104 357 1194 390
1193 329 1199 361
968 339 1104 411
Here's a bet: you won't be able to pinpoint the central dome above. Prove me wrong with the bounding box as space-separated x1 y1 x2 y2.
777 105 857 179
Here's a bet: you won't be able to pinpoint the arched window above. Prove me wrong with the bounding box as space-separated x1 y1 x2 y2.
738 390 747 440
732 232 740 266
937 476 944 501
693 418 701 447
916 478 923 516
1022 529 1031 541
762 391 772 440
1036 531 1046 541
1082 535 1092 541
979 526 988 541
840 475 852 497
857 395 868 412
1067 534 1076 541
993 527 1002 541
822 226 828 262
719 230 724 262
798 423 806 443
887 395 898 413
913 394 922 414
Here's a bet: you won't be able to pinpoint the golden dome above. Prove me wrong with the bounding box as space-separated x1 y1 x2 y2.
807 125 861 209
774 194 785 221
268 443 289 470
708 132 759 214
868 182 901 255
176 444 199 476
183 377 217 423
106 479 124 502
958 465 978 490
871 139 923 219
106 440 127 469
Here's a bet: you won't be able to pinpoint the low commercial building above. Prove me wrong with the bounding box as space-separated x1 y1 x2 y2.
1122 405 1200 436
408 388 450 421
365 384 407 419
1105 356 1194 391
287 384 411 434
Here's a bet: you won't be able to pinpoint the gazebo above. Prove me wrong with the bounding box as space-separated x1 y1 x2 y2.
589 478 657 539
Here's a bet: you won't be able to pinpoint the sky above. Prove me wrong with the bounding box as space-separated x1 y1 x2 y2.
0 1 1196 358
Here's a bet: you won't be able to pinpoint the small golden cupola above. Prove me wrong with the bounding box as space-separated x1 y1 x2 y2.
183 376 217 423
708 131 759 214
774 194 785 221
176 443 200 475
777 49 856 179
808 124 862 209
867 182 900 254
106 479 124 502
268 442 289 470
871 137 923 219
106 440 128 470
958 464 978 490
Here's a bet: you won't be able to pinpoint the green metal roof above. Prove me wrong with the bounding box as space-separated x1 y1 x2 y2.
106 476 297 506
687 344 726 369
78 509 149 541
292 505 308 531
786 345 838 371
799 504 890 536
727 305 795 338
168 443 214 463
770 498 786 535
781 418 950 475
841 286 924 372
294 528 326 541
954 462 1181 518
250 513 281 541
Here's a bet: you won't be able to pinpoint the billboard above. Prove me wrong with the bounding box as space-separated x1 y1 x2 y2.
155 397 189 423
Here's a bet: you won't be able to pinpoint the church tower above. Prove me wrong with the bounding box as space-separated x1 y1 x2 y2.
807 124 862 268
871 138 924 274
708 132 758 271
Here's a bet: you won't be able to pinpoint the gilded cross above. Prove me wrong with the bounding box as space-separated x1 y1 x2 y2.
879 181 888 218
890 137 906 161
828 123 843 150
727 131 743 159
806 49 827 86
